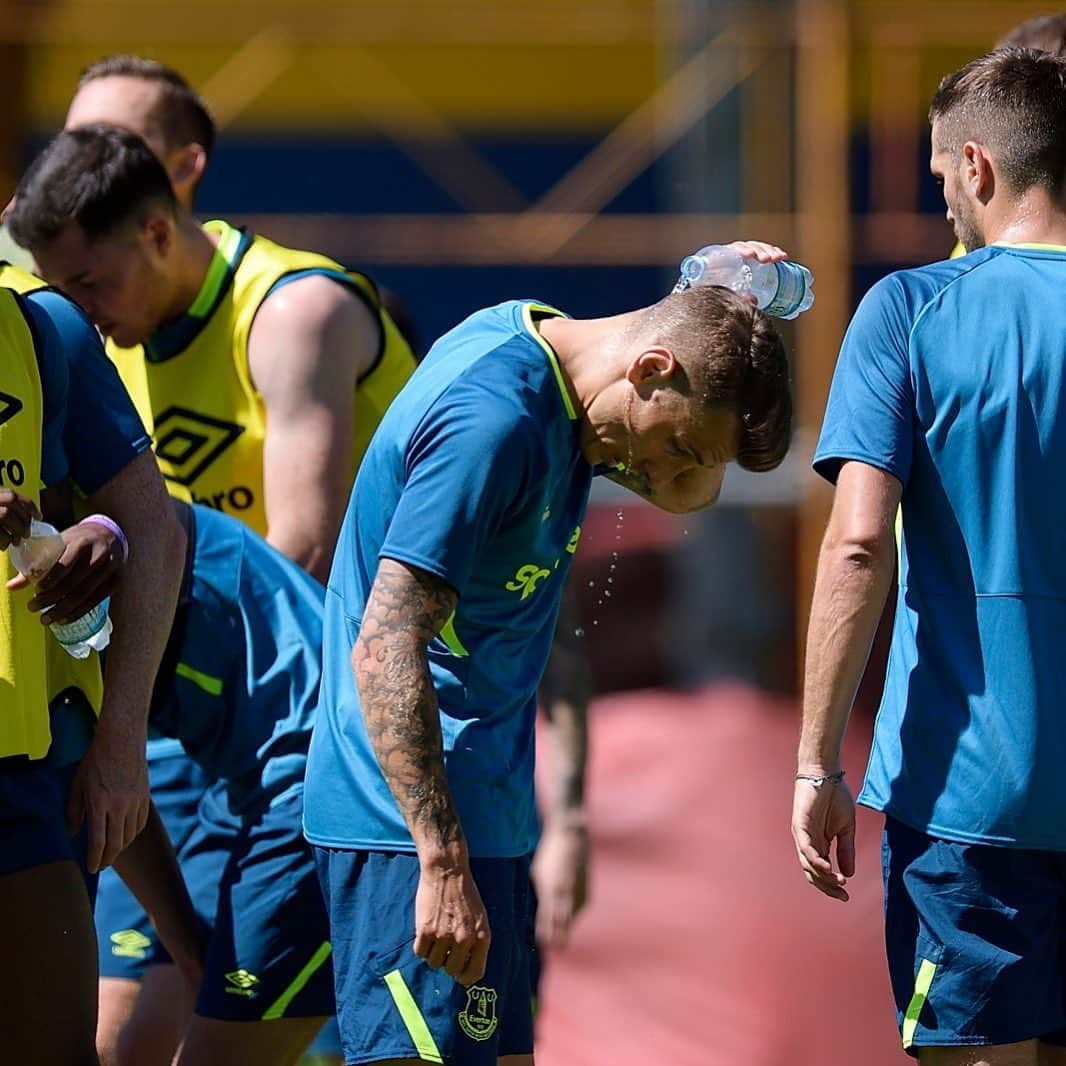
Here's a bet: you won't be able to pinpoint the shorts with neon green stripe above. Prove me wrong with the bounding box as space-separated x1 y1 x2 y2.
883 816 1066 1054
192 784 334 1021
313 848 534 1064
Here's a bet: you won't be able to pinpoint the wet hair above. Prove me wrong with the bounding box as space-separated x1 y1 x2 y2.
643 285 792 473
929 48 1066 195
78 54 216 161
7 125 178 250
996 14 1066 55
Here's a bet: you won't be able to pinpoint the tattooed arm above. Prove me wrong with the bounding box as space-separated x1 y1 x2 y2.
351 557 491 986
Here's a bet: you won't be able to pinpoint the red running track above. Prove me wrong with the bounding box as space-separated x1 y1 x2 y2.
535 684 907 1066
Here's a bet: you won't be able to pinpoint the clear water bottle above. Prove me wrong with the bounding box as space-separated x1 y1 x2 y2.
8 519 112 659
673 244 815 320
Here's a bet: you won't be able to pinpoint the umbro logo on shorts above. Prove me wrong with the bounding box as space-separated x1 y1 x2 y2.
110 929 152 960
224 969 260 998
0 391 23 428
153 406 245 487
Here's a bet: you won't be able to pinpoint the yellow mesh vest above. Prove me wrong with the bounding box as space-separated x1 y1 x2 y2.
106 220 416 536
0 265 105 720
0 288 55 758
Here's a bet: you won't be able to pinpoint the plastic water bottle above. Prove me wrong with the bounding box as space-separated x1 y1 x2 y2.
8 520 112 659
673 244 815 320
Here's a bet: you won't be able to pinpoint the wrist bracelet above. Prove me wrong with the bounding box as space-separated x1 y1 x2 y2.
795 769 845 789
80 514 129 564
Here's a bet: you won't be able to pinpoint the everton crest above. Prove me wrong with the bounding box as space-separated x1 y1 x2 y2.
458 984 499 1041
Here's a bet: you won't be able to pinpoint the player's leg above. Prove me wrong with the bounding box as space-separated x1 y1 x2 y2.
883 818 1066 1060
1040 1045 1066 1065
919 1045 1039 1065
95 747 213 1065
0 750 99 1065
0 859 99 1064
315 847 535 1066
178 786 333 1065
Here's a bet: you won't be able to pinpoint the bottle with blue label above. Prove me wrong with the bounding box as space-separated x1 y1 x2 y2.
673 244 815 320
9 520 112 659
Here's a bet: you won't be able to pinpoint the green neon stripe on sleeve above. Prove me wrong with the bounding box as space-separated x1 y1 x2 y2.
383 969 444 1063
175 662 224 697
261 941 332 1020
901 958 938 1049
440 613 469 657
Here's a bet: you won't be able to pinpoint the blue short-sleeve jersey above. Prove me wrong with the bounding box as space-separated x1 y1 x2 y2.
815 244 1066 849
23 290 151 495
304 300 592 858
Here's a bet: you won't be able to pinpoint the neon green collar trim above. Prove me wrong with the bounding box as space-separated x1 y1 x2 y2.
188 221 245 319
521 301 576 421
993 241 1066 253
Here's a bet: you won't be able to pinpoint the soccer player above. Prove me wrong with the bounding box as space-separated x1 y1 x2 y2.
0 277 185 1062
5 115 412 1065
305 277 792 1065
792 49 1066 1064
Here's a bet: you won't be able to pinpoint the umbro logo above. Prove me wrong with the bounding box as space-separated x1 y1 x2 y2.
0 391 23 428
224 969 260 998
153 406 244 487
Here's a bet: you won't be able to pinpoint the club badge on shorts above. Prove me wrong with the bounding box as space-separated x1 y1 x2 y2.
458 985 498 1041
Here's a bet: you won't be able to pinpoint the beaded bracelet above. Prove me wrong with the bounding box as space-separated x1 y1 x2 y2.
79 513 129 564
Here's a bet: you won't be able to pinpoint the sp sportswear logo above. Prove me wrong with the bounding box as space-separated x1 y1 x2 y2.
153 406 245 487
0 391 23 428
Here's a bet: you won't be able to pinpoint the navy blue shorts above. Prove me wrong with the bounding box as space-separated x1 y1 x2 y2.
883 816 1066 1054
96 745 214 978
193 785 334 1021
315 848 535 1065
0 695 95 898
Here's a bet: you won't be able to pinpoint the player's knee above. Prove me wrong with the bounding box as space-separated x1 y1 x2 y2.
115 1017 181 1066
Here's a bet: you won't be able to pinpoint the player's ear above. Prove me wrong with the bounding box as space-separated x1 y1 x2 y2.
626 347 678 388
169 143 207 204
141 210 174 257
963 141 994 203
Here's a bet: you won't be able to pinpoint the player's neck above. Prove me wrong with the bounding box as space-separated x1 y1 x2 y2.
541 313 639 420
169 217 220 319
985 191 1066 248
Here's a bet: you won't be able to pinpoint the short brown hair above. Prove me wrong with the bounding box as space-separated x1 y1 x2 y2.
645 286 792 473
929 48 1066 196
79 55 216 161
996 14 1066 55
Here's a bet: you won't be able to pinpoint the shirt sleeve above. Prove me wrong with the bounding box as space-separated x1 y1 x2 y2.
23 290 152 497
25 296 70 489
379 380 539 597
813 273 916 486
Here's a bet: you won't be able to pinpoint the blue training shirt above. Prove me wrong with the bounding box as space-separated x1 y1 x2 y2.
304 300 592 858
815 244 1066 849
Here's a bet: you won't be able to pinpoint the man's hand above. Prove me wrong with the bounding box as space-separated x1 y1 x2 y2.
7 520 123 624
0 489 39 549
68 719 150 873
532 820 589 950
414 858 491 987
727 239 789 265
791 775 856 902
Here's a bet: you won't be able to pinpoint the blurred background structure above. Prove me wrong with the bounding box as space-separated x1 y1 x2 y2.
0 1 1052 1062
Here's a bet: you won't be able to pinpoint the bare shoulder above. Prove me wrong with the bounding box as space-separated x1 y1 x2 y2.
249 273 382 381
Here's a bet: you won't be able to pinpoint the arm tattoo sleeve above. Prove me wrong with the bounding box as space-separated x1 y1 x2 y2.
352 557 463 853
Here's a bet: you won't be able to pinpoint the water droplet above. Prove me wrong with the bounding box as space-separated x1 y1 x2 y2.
587 580 595 588
593 619 600 626
607 577 613 584
682 528 689 536
616 510 624 521
574 627 585 638
604 590 612 598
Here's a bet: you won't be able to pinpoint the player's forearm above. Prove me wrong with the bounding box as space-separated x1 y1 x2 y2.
799 528 895 773
354 558 467 867
92 454 186 734
113 803 203 972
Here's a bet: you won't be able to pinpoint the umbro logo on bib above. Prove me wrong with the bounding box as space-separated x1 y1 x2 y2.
0 391 24 427
153 406 245 486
